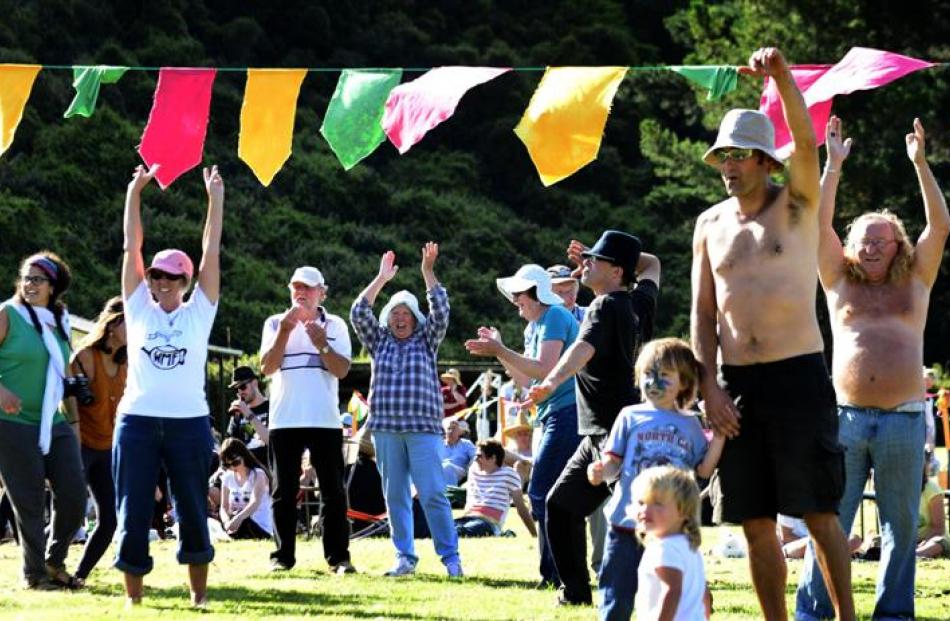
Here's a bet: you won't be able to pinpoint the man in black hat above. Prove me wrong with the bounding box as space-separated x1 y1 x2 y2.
225 366 270 464
528 229 660 606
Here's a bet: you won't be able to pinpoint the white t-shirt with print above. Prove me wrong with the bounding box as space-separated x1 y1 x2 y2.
221 468 273 535
261 308 352 430
635 534 706 621
118 282 217 418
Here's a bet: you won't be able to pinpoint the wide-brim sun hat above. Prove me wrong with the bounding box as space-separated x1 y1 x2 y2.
702 109 784 168
496 264 563 306
441 368 462 384
379 290 426 329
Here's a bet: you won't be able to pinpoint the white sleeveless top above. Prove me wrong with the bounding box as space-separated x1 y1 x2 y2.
221 467 273 535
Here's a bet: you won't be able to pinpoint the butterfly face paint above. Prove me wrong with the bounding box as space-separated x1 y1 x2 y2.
643 361 671 401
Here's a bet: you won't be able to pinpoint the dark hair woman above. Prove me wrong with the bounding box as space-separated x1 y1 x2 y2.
70 296 127 582
0 251 86 589
218 438 273 540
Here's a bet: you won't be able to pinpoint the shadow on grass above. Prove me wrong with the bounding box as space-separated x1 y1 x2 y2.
400 573 539 590
131 584 502 620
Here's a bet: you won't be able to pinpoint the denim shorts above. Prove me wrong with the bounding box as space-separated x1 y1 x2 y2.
113 414 215 575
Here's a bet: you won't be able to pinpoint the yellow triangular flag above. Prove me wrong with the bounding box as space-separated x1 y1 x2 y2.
0 64 41 157
514 66 627 186
238 69 307 186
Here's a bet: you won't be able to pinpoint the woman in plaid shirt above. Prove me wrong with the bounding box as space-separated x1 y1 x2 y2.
350 243 463 578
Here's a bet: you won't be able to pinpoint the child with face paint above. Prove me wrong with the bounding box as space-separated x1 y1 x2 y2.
586 338 724 621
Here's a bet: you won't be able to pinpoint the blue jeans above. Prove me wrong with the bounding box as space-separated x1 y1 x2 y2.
796 406 924 621
454 515 498 537
113 415 214 575
529 403 581 584
598 526 644 621
373 431 460 566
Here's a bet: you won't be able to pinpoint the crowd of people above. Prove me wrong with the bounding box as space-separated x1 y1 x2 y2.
0 46 948 620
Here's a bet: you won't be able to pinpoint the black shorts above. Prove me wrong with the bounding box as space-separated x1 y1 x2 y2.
717 352 843 523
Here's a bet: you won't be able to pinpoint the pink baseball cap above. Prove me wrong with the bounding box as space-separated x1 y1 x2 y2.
147 249 194 279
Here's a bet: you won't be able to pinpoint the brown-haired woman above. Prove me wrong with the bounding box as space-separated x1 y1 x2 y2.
218 438 273 540
71 296 127 583
0 251 86 589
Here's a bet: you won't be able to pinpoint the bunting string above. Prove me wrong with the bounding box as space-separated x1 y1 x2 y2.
0 50 946 188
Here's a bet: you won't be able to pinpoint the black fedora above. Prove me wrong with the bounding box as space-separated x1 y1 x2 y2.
581 230 642 278
228 365 258 389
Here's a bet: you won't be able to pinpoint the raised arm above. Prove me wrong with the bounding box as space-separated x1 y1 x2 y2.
636 252 661 286
744 47 819 208
690 215 740 438
357 251 399 307
122 165 159 299
817 116 851 288
421 242 439 291
907 119 950 286
198 165 224 304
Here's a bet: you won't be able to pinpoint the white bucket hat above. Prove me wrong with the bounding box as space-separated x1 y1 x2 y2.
703 109 783 168
496 264 563 306
379 290 426 330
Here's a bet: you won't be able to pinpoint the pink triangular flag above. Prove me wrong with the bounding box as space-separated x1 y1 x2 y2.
382 66 511 154
761 48 934 159
760 66 832 159
138 68 217 189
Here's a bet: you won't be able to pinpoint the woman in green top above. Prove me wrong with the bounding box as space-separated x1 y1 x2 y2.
0 251 86 589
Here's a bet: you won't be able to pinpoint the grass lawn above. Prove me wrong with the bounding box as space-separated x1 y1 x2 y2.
0 524 948 620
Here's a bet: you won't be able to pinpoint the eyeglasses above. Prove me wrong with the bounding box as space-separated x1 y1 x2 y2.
148 270 185 282
851 238 896 251
223 457 243 468
713 147 756 163
20 275 50 285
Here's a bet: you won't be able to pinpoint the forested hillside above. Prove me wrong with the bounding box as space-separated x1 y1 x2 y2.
0 0 948 365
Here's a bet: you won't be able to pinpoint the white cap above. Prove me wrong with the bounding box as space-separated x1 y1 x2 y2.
290 266 325 287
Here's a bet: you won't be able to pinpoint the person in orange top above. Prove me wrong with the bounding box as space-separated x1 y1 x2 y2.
71 296 127 584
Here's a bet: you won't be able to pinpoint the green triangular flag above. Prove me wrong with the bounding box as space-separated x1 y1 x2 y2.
319 69 402 170
64 65 128 118
670 66 738 101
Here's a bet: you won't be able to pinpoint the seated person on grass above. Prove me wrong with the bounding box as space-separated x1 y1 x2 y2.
777 514 862 560
917 454 950 559
455 439 537 538
442 418 476 486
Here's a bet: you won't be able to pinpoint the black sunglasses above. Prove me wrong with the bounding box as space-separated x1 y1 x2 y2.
148 269 185 282
235 382 251 392
223 457 243 468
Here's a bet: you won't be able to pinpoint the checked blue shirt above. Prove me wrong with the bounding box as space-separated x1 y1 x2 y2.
350 285 449 435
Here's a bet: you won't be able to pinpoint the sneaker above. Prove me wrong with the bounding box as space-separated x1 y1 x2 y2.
269 559 292 572
445 561 464 578
383 557 416 577
332 561 357 575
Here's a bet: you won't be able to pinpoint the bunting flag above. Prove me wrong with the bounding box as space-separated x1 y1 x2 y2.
382 66 511 154
514 66 627 186
670 65 739 101
760 66 833 160
0 64 41 157
138 68 216 189
238 69 307 186
347 389 370 425
320 69 402 170
762 48 935 158
64 65 127 118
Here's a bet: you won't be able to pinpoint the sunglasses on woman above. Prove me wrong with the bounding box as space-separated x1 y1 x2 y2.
223 457 243 468
148 270 185 282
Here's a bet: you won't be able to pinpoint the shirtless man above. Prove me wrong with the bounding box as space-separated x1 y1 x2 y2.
796 117 948 621
691 48 854 620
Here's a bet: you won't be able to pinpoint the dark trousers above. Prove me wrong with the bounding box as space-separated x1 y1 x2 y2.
230 517 271 540
545 435 610 604
75 446 117 579
269 427 349 568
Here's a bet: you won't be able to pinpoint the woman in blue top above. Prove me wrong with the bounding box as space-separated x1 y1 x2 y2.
465 263 581 588
350 243 462 578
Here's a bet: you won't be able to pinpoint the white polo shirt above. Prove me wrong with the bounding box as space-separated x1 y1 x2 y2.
261 308 352 430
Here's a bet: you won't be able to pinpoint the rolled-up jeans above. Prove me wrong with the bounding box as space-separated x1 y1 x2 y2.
373 431 460 567
795 404 924 621
113 414 214 575
528 403 581 584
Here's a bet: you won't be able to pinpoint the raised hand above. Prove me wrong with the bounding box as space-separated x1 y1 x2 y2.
421 241 439 273
464 326 504 357
567 239 588 278
378 250 399 282
825 116 852 167
128 164 159 194
203 165 224 204
304 319 328 350
906 118 927 164
279 306 304 332
741 47 789 79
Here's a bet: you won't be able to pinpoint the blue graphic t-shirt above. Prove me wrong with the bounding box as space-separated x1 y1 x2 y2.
524 305 579 421
603 402 709 529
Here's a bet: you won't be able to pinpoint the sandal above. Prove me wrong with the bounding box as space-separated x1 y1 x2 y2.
46 564 84 590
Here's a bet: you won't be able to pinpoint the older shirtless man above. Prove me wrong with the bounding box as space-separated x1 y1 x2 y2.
796 118 949 621
691 48 854 620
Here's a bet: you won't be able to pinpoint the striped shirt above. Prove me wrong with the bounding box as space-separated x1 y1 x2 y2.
464 464 522 526
350 285 449 434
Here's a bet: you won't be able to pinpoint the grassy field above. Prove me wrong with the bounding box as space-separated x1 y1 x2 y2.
0 524 948 620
